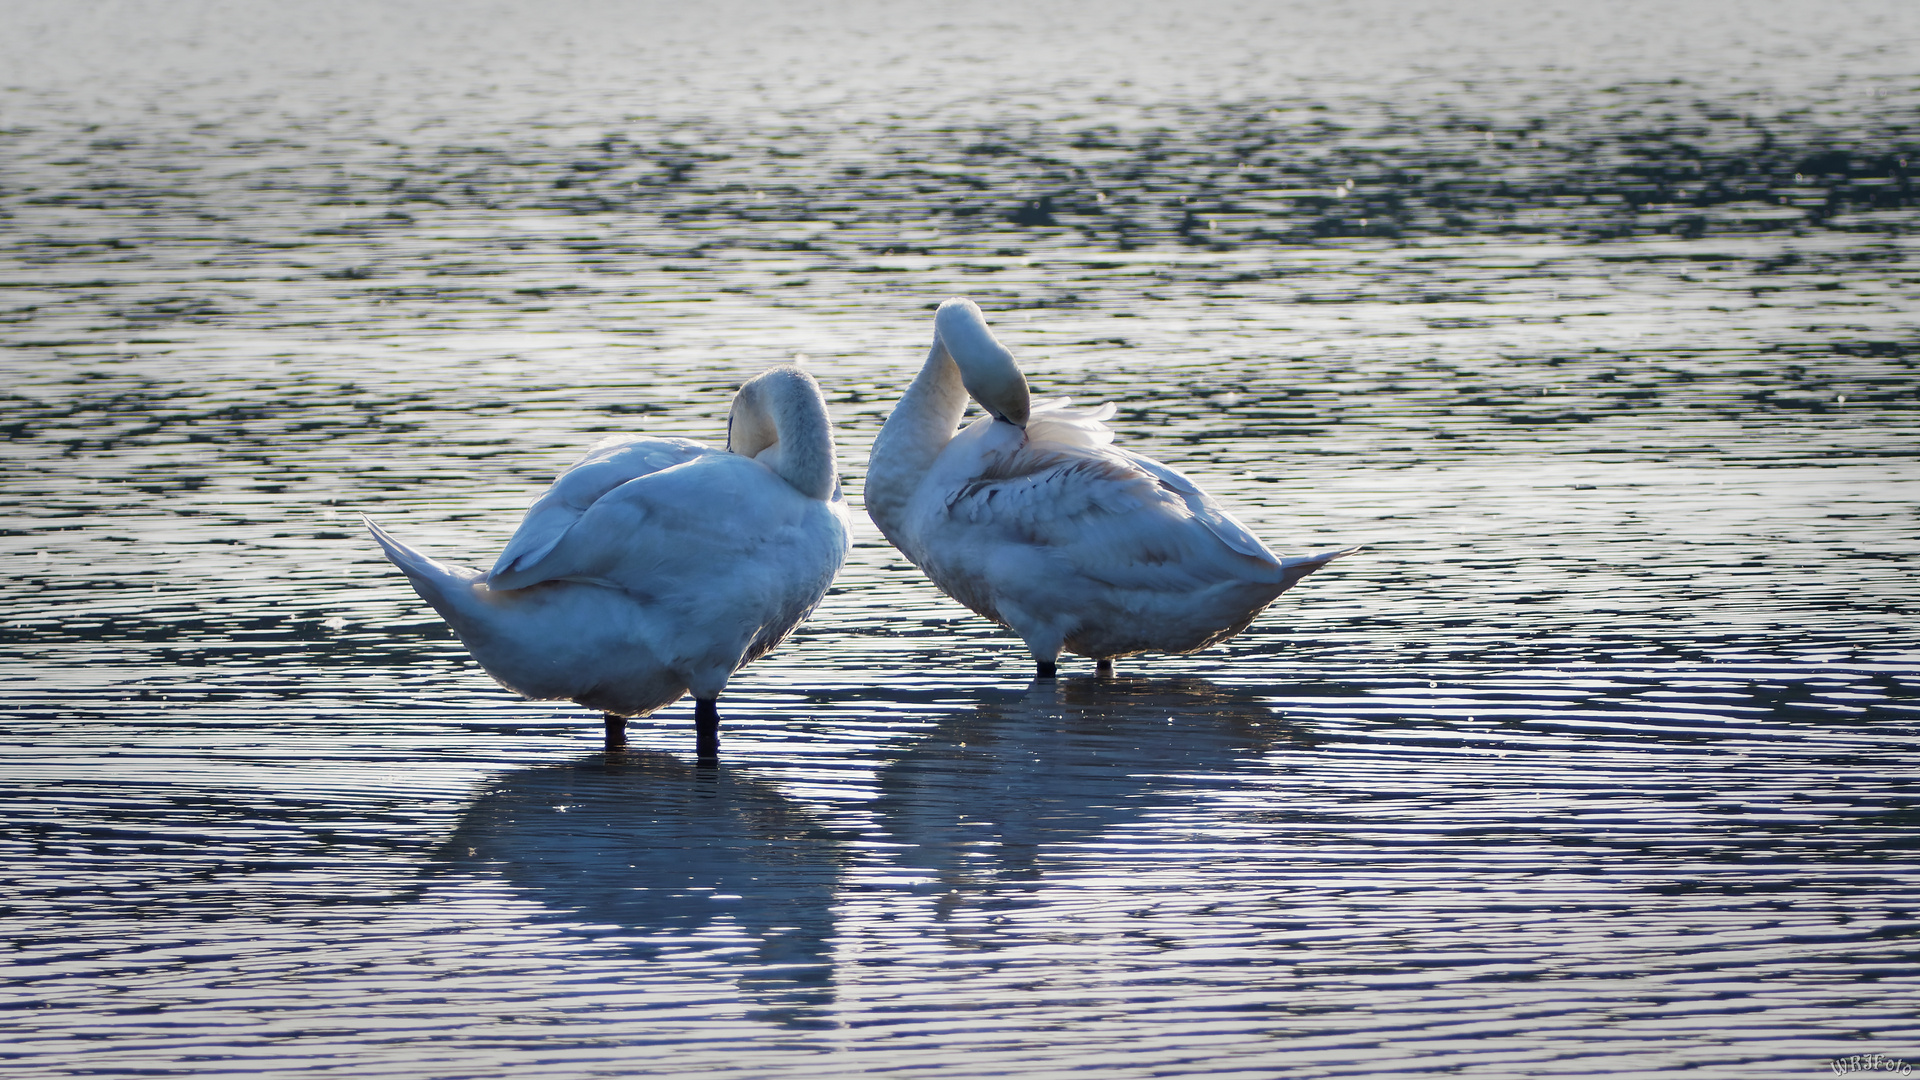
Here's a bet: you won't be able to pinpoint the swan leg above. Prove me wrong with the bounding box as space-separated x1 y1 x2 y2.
604 712 627 752
694 698 720 763
1035 660 1057 679
1096 658 1114 677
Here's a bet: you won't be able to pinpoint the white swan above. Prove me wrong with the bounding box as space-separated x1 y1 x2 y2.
865 298 1356 678
365 365 851 760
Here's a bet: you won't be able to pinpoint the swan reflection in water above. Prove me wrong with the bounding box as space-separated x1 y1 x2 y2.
438 680 1304 1013
875 676 1310 904
439 753 845 1023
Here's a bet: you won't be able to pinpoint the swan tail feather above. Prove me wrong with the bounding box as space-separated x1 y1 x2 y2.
363 516 488 620
1277 545 1362 590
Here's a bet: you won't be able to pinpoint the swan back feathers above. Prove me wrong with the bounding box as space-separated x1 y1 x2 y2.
1025 398 1117 449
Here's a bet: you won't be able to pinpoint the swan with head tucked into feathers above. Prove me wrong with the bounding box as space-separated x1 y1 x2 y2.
364 365 851 761
865 298 1356 678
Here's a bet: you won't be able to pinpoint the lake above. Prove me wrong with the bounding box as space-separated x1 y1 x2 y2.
3 1 1917 1076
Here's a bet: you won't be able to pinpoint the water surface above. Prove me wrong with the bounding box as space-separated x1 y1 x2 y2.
3 2 1918 1076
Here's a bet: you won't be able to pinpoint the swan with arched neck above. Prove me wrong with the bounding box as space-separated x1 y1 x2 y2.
365 364 850 760
865 298 1355 677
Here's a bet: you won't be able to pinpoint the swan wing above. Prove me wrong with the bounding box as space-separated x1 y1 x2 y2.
1118 450 1276 562
489 452 840 599
937 435 1277 595
1020 396 1272 561
488 436 711 588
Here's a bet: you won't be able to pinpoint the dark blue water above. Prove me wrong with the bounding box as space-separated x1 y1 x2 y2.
4 1 1917 1076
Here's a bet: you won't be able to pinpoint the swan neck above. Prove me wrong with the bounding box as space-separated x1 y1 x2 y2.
730 366 838 501
866 339 967 542
936 297 1029 426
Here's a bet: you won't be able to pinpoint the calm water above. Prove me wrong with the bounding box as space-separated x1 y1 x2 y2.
4 2 1918 1076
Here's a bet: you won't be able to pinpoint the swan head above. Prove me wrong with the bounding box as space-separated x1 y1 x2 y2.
727 364 839 501
934 297 1029 428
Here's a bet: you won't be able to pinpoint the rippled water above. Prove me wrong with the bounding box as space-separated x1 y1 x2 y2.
4 1 1918 1076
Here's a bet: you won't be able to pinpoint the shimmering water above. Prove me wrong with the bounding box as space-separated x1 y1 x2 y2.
4 1 1918 1076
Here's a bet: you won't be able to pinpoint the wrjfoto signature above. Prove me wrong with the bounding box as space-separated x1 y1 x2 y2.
1831 1054 1914 1076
